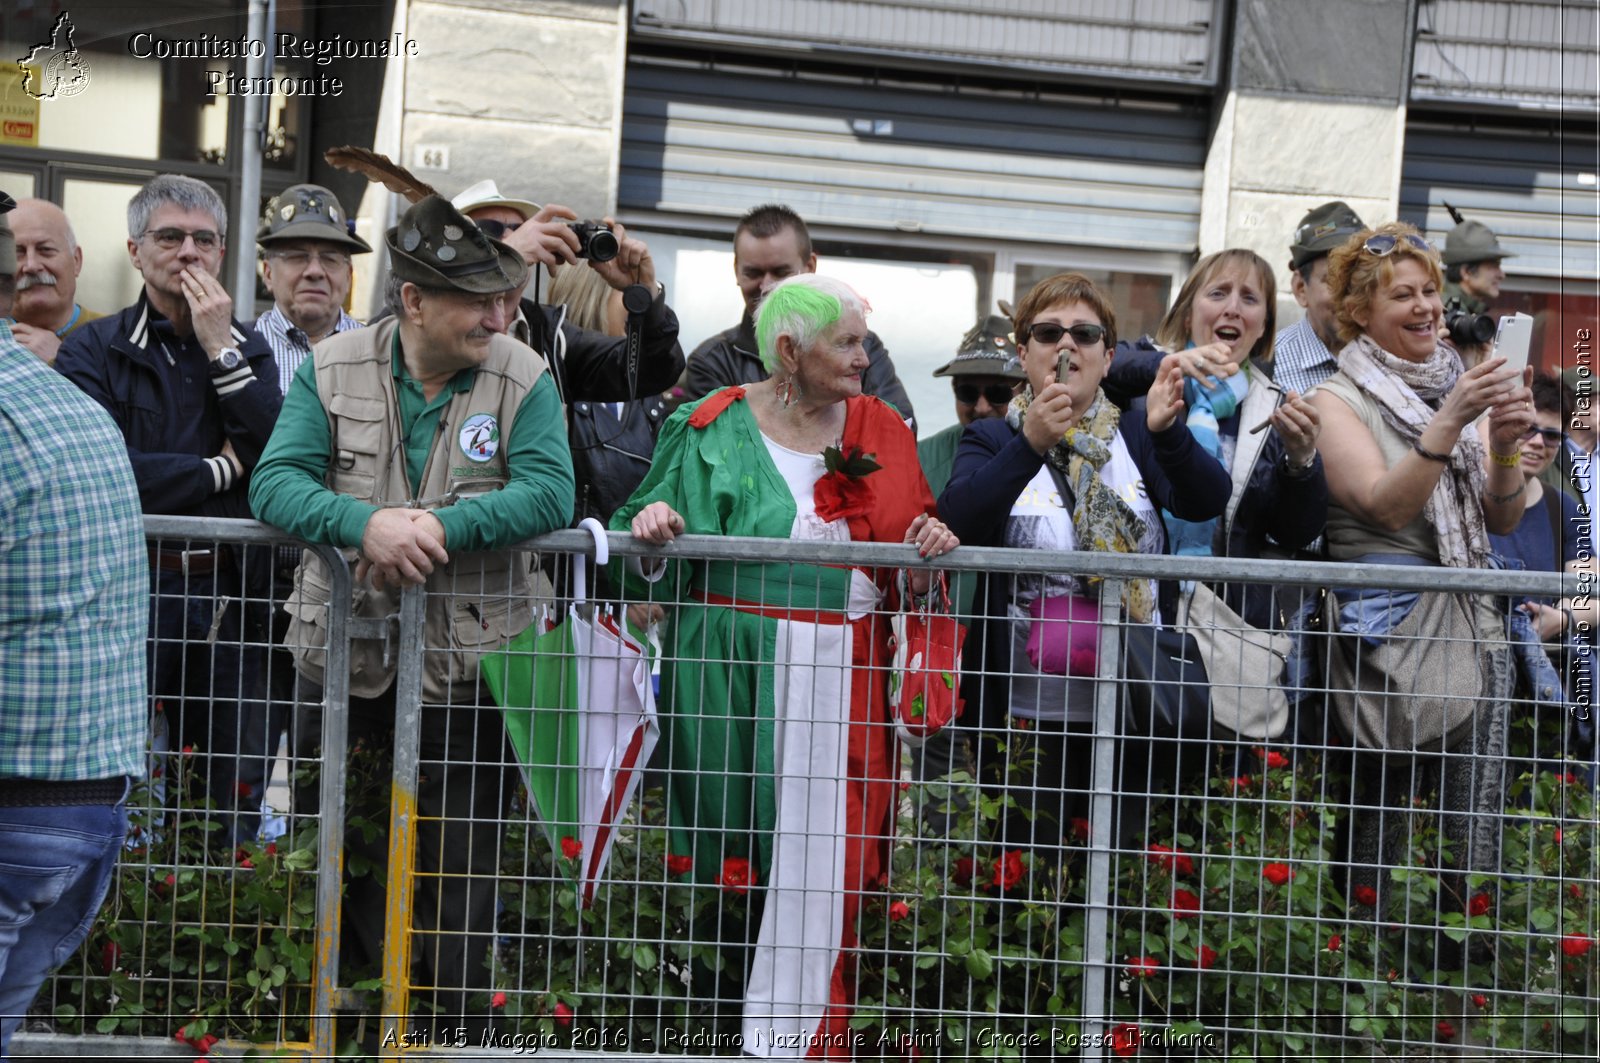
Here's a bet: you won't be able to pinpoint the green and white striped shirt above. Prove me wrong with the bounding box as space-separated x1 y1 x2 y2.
1 321 148 780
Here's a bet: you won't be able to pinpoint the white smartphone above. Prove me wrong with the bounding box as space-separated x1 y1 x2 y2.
1491 312 1534 378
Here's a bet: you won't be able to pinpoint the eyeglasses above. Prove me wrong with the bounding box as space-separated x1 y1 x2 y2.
1022 322 1107 346
1361 233 1433 257
474 219 522 240
144 227 221 250
953 382 1016 406
1521 426 1565 445
267 249 351 271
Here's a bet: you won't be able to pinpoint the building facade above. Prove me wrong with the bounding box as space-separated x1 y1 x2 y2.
3 0 1593 434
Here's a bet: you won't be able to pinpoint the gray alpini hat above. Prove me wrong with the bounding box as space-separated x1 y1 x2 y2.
934 313 1025 379
1289 201 1366 270
1442 219 1517 266
258 184 371 253
386 195 528 294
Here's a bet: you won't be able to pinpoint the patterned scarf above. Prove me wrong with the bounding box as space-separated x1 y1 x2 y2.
1337 334 1490 568
1008 387 1154 622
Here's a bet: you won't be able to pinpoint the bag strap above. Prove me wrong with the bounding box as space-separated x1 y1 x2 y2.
1541 482 1565 568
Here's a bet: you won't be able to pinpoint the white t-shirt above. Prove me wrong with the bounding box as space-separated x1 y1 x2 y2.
762 435 879 619
1002 431 1162 722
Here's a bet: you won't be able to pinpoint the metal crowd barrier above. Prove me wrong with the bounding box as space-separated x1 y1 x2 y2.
16 517 1596 1061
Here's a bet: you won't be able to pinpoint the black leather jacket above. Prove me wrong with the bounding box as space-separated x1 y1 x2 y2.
681 316 916 426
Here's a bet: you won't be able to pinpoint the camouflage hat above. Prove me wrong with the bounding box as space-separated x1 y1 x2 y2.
386 195 528 294
1289 201 1365 270
933 314 1025 379
1442 219 1517 266
257 183 371 253
0 191 14 274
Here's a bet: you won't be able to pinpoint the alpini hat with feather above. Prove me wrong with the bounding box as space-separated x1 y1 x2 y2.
387 195 528 294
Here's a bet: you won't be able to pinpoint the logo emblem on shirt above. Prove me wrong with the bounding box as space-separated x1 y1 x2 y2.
459 413 499 463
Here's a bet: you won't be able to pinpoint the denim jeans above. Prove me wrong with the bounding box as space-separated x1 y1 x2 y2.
0 793 129 1059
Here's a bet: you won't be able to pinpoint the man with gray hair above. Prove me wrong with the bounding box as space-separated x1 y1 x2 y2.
6 197 102 363
57 173 282 845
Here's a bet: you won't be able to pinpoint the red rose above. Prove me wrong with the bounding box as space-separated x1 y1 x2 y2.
553 1001 574 1027
1126 955 1158 979
666 853 693 876
1069 817 1092 842
889 900 911 922
264 843 277 856
100 941 119 973
560 836 583 860
490 991 507 1008
1195 944 1218 969
1353 885 1379 907
164 872 177 889
1262 863 1293 886
1569 883 1584 900
1327 934 1342 952
1253 747 1290 770
721 857 755 893
1437 1021 1457 1040
1471 994 1489 1008
1110 1023 1141 1057
1467 892 1492 917
1228 775 1253 791
813 470 875 523
1553 828 1563 843
991 850 1026 892
1561 933 1593 957
1171 889 1201 919
1147 844 1195 876
952 857 975 887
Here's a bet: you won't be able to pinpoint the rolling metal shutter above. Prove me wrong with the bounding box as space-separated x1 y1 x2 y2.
620 60 1208 252
1400 122 1600 279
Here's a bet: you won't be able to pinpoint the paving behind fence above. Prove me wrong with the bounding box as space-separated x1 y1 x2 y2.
15 517 1598 1060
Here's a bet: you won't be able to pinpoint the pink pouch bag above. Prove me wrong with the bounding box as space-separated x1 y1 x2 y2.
1026 594 1102 677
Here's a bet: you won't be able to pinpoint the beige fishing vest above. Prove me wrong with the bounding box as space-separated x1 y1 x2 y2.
283 317 549 703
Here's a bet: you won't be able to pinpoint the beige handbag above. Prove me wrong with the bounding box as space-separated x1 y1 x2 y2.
1176 581 1292 739
1324 590 1488 753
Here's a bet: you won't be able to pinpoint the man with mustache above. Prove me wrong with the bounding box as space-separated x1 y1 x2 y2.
250 194 574 1042
6 197 102 363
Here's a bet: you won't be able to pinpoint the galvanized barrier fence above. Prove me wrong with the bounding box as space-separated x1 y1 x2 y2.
17 518 1597 1061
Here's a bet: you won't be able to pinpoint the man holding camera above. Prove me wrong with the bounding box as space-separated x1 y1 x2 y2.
1442 217 1515 316
450 179 685 409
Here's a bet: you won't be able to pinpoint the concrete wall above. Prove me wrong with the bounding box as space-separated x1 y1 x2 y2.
400 0 626 216
1200 0 1416 324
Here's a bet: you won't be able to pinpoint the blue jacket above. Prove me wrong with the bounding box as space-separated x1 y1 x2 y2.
55 291 281 518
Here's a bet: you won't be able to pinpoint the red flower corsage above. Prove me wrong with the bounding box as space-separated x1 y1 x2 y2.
813 444 881 522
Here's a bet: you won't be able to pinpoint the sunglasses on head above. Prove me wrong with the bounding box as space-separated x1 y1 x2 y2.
953 381 1016 406
1022 322 1107 346
1521 426 1565 445
1361 233 1433 257
474 219 522 240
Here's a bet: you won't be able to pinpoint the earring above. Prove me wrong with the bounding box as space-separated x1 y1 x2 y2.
777 377 795 408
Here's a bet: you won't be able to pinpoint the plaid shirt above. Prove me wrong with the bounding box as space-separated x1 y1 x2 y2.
1272 317 1339 397
1 322 148 780
252 304 363 396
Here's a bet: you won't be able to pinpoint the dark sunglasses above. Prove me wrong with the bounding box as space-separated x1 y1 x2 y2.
1362 233 1432 257
953 382 1016 406
474 219 522 239
1521 426 1565 445
1022 322 1107 346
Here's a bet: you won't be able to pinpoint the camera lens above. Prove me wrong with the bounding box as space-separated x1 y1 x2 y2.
585 228 620 263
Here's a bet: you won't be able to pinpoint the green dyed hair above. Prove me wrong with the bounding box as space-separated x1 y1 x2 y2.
754 274 866 373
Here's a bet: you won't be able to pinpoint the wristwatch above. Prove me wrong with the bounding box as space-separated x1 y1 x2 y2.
1281 450 1316 478
212 346 245 372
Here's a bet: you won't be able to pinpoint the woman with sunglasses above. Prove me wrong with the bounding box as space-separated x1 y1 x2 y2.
1312 222 1532 948
938 272 1230 859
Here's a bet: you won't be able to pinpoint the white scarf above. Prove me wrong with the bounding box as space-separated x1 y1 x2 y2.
1337 335 1490 568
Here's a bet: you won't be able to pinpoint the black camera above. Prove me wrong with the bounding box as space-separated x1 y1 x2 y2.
568 221 619 263
1444 298 1495 348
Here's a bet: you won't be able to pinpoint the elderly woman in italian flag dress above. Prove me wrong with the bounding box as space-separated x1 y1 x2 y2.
612 273 957 1058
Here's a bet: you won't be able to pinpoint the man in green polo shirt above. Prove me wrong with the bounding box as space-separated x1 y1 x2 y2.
250 195 573 1039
